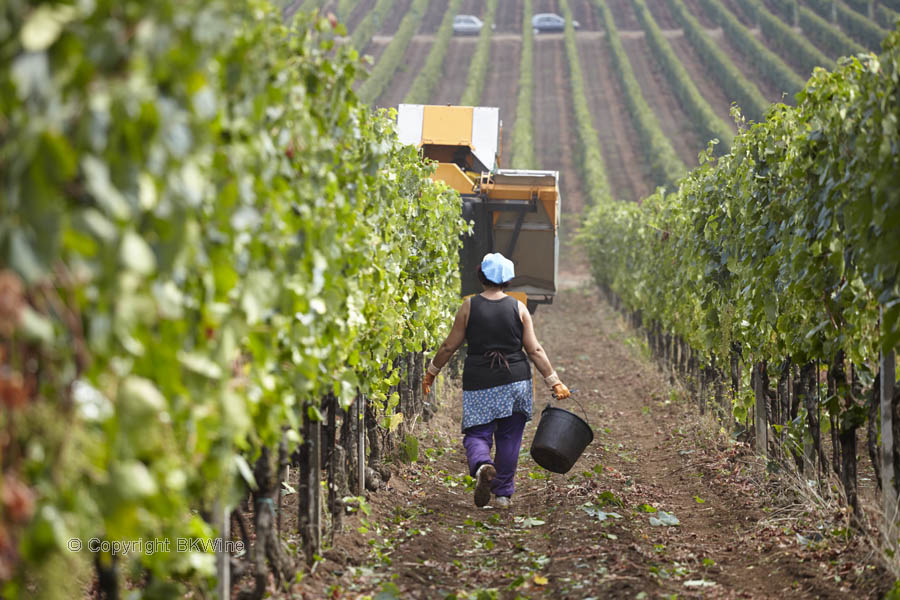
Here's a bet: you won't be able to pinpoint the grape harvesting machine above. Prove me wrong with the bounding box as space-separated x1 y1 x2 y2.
397 104 561 312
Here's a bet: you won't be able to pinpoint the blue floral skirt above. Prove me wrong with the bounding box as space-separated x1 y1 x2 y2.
461 379 533 432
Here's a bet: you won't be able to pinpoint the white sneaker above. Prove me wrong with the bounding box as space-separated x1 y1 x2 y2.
473 464 496 507
493 496 511 509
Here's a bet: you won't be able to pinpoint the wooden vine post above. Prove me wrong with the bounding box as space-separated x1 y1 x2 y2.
216 501 230 600
754 362 767 457
358 394 366 495
881 311 898 543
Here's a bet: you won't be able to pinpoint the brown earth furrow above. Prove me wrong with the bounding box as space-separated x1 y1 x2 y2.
668 36 737 126
606 0 642 29
377 0 414 34
534 0 561 15
360 38 389 66
374 38 432 108
647 0 680 29
430 39 480 105
532 38 586 214
712 34 788 104
481 39 522 162
576 36 652 203
345 0 376 32
620 35 702 167
570 0 602 30
721 0 755 26
460 0 485 16
495 0 523 32
419 0 449 33
682 0 717 28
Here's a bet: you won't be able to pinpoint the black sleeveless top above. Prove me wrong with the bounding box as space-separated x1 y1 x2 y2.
462 295 531 391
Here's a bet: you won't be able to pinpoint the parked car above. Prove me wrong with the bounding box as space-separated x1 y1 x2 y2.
453 14 494 35
531 13 579 33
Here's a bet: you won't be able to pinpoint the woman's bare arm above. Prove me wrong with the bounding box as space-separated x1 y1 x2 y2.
431 299 470 369
519 301 554 378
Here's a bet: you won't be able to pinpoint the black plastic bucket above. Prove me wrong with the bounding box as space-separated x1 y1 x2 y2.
530 404 593 474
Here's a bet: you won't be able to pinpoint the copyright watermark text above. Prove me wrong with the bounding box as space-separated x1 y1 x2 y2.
66 537 244 556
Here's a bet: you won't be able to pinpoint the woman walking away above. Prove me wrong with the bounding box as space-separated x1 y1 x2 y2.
422 253 571 508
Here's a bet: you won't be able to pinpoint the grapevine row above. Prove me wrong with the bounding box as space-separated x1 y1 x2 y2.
357 0 429 103
747 0 836 73
581 28 900 523
805 0 888 52
1 3 466 595
404 0 465 104
879 4 900 28
459 0 498 106
558 0 611 205
631 0 734 152
593 0 685 188
800 0 868 56
510 0 536 168
697 0 807 97
667 0 770 122
350 0 397 52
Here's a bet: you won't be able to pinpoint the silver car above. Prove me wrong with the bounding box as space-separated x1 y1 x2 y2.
453 14 493 35
531 13 579 33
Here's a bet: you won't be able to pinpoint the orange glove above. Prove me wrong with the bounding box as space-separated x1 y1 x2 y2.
423 372 435 395
552 382 570 400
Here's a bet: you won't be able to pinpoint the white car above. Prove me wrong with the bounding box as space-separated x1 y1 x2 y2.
531 13 579 33
453 15 494 35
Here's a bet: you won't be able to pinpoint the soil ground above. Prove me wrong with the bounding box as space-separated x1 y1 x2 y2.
431 38 479 105
619 34 703 167
374 38 431 107
480 39 522 159
494 0 523 32
284 245 892 598
575 36 652 203
420 0 450 34
345 0 376 33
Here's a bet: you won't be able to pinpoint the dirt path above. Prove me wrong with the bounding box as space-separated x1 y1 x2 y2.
377 0 413 34
495 0 523 32
668 36 738 126
570 0 602 31
373 37 432 108
532 37 586 214
430 38 479 105
420 0 450 33
344 0 376 33
481 39 522 159
620 35 702 168
301 277 888 598
576 35 652 203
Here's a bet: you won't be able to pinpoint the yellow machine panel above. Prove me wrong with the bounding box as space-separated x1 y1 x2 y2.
422 106 473 146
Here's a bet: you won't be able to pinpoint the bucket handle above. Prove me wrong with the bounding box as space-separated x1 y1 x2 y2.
548 390 591 427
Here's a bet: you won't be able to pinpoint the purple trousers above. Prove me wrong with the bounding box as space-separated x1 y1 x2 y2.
463 412 527 497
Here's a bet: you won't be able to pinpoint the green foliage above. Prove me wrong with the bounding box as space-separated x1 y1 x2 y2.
832 0 889 52
744 0 836 75
350 0 397 52
632 0 734 152
593 0 685 187
877 4 900 29
0 0 465 596
668 0 769 122
459 0 498 106
799 2 868 57
510 0 536 168
559 0 611 205
580 29 900 450
336 0 355 21
404 0 464 104
697 0 807 97
358 0 429 103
